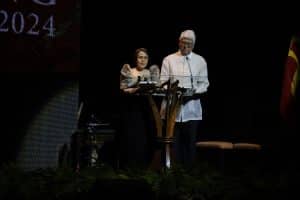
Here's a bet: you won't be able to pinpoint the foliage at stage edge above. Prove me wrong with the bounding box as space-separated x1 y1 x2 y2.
0 162 297 200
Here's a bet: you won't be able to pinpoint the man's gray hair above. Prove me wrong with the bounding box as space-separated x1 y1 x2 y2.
179 30 196 44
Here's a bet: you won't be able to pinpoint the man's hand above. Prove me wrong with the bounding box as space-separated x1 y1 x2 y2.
182 94 201 104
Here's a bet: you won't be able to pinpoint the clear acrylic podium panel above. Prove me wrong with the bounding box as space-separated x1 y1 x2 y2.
121 75 207 96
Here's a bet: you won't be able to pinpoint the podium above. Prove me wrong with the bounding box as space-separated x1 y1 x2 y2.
133 80 195 170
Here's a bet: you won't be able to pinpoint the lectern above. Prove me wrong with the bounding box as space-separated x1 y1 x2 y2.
135 79 196 170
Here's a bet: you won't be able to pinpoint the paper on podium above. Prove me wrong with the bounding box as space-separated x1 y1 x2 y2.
160 75 207 88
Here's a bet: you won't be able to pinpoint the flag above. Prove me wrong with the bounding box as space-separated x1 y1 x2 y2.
280 34 300 126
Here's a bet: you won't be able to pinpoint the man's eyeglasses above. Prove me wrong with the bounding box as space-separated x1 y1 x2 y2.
180 40 193 48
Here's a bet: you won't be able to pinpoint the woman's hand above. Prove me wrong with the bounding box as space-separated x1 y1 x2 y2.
123 87 139 94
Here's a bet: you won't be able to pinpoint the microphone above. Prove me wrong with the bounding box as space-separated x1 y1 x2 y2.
185 56 194 90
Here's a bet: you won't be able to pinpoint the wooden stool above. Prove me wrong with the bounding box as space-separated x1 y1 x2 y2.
233 143 261 150
232 143 262 167
196 141 233 170
196 141 234 149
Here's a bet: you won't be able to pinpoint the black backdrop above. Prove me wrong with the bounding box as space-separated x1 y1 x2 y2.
0 3 297 163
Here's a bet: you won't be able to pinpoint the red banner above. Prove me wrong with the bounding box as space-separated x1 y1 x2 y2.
280 35 299 126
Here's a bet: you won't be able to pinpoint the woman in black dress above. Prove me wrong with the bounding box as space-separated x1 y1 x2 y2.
119 48 155 169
